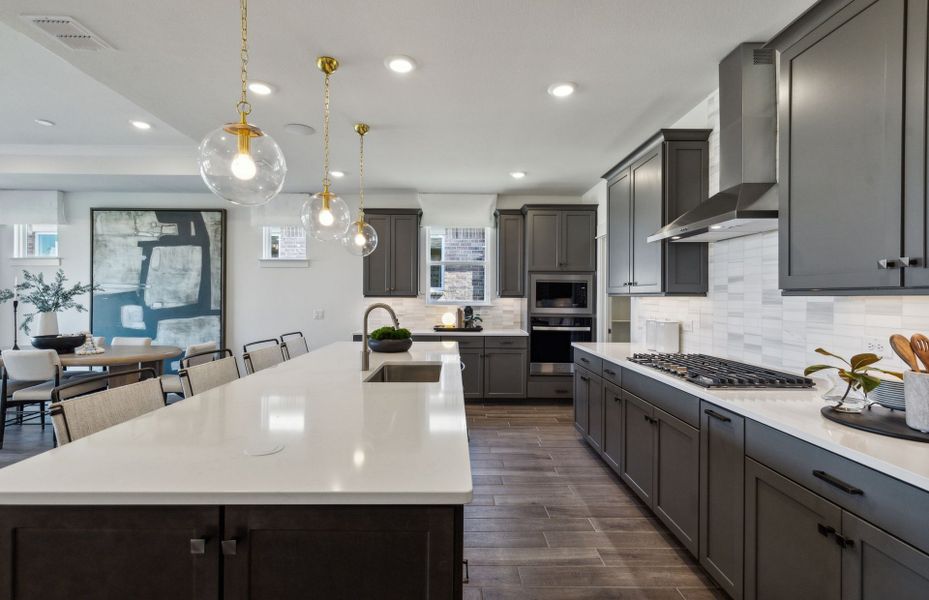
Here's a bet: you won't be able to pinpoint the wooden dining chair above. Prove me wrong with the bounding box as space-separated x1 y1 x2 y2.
49 368 165 445
280 331 309 360
242 339 285 374
178 349 240 397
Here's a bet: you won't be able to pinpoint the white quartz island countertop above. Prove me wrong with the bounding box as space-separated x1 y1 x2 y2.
355 329 528 337
574 342 929 493
0 341 473 505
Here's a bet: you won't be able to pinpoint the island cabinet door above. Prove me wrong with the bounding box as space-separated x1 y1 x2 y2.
841 512 929 600
0 506 220 600
222 505 462 600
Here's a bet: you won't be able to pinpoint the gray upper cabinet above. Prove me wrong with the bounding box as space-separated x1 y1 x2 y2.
362 209 421 297
773 0 929 293
524 205 597 272
604 129 710 296
495 210 525 297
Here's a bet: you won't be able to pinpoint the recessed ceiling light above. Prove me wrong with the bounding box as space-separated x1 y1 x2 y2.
510 171 526 179
330 170 345 178
34 118 55 127
547 82 576 98
248 81 275 95
710 225 722 230
130 120 152 130
385 55 416 74
284 123 316 136
671 236 682 240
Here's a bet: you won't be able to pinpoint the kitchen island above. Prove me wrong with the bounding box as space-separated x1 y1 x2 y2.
0 341 471 599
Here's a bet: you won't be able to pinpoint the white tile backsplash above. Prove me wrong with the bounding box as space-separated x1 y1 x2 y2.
630 231 929 373
362 297 525 331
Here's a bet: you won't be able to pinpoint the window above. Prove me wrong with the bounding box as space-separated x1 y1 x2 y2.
427 227 490 304
261 226 307 260
13 224 58 258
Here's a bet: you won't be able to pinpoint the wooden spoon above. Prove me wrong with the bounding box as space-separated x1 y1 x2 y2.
911 334 929 373
890 334 921 372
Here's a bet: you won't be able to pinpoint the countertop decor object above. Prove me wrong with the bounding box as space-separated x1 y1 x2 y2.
367 326 412 353
433 326 483 333
197 0 286 206
905 371 929 433
15 269 100 336
891 334 921 372
821 405 929 443
302 56 351 241
804 348 901 413
30 334 86 354
910 333 929 372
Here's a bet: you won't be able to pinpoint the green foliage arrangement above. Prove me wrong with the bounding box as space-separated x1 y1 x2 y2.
0 289 11 303
16 270 101 334
369 326 412 341
804 348 902 404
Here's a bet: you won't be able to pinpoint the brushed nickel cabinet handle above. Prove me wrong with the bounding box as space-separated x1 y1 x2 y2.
222 539 238 556
190 538 206 555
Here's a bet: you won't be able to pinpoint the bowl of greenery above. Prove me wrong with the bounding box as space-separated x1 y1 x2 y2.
367 326 413 353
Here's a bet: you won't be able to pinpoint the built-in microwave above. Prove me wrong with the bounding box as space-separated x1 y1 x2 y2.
529 273 594 316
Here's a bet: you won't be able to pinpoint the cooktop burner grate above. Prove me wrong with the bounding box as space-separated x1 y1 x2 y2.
628 353 815 389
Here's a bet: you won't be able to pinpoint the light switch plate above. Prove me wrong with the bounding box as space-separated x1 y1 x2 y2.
313 309 325 320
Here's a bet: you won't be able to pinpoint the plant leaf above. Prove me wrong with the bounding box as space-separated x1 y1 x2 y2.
859 374 882 394
815 348 850 366
850 353 881 371
871 368 904 380
804 364 836 376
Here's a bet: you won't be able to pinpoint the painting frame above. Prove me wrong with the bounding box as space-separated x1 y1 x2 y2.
89 208 227 368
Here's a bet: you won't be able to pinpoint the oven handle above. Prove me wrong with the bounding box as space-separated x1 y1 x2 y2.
531 326 592 332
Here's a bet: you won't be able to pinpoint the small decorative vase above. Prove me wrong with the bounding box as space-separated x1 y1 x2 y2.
33 311 60 337
367 338 413 353
822 373 870 413
904 371 929 433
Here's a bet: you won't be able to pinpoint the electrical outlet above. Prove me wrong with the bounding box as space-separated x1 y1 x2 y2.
865 337 887 355
682 320 695 333
313 309 325 320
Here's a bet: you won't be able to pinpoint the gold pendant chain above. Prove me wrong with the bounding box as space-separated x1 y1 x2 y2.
322 73 331 189
238 0 251 117
358 131 365 215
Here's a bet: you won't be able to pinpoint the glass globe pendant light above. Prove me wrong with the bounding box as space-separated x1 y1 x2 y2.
342 123 378 257
197 0 286 206
301 57 351 241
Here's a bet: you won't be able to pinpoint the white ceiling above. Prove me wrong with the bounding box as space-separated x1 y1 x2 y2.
0 0 815 195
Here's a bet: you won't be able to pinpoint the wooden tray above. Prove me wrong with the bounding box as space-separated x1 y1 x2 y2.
821 405 929 443
432 326 483 332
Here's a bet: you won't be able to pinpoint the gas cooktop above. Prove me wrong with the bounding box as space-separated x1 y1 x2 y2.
628 353 815 389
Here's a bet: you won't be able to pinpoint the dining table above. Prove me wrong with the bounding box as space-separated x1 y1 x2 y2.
0 344 183 380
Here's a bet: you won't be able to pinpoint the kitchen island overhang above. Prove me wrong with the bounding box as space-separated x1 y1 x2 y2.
0 341 471 599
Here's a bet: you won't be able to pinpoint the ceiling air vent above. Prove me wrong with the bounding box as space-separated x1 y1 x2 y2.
21 15 112 51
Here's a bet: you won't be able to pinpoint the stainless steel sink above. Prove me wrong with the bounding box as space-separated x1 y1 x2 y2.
364 363 442 383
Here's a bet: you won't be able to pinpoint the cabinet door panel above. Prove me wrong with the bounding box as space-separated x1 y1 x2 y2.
573 368 590 435
630 150 663 294
904 0 929 288
363 214 392 296
223 506 459 600
744 458 841 600
527 211 560 271
699 402 745 598
621 391 655 505
484 349 527 399
602 382 623 471
607 170 632 294
654 407 700 556
391 214 419 296
779 0 905 290
0 506 220 600
459 349 484 399
842 512 929 600
561 210 596 271
586 373 604 452
664 141 709 294
497 213 525 296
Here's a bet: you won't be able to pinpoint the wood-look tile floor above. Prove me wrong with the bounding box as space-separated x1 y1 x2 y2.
464 401 723 600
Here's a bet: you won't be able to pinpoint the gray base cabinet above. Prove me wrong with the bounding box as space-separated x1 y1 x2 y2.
604 129 710 296
573 367 593 435
653 407 700 556
458 349 484 399
620 391 655 505
842 512 929 600
602 382 623 471
699 402 745 600
483 349 527 399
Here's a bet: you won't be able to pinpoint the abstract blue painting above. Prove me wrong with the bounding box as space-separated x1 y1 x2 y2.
90 208 225 372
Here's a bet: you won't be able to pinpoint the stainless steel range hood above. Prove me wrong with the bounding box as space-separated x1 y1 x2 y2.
649 43 777 243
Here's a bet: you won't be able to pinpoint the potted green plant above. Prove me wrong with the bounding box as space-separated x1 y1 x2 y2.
16 270 100 337
0 289 11 304
368 326 413 353
804 348 902 413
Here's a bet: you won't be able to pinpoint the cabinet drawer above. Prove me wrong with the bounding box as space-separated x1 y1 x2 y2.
746 420 929 554
484 336 527 349
573 349 602 374
441 336 485 350
601 361 622 387
528 377 573 399
621 369 700 429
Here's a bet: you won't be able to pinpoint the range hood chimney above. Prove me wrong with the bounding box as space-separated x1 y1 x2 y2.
648 43 778 243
